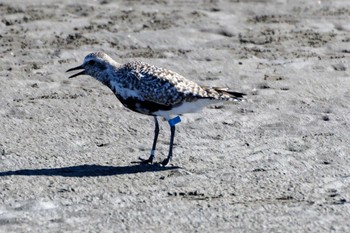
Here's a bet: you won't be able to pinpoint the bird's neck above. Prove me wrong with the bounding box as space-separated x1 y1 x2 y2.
96 65 120 87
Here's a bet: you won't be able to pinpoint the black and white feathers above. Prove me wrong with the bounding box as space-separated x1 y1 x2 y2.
67 51 245 120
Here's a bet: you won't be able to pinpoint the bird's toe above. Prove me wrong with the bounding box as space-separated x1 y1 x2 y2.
135 156 153 165
160 158 170 167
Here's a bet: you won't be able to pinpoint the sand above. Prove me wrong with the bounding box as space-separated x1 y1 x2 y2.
0 0 350 232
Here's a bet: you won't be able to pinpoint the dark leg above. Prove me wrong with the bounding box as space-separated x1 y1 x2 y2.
161 125 175 166
150 116 160 160
138 116 159 164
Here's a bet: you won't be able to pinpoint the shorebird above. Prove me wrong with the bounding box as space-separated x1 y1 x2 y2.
66 51 245 166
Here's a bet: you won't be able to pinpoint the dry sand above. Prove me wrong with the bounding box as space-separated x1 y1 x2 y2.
1 0 350 232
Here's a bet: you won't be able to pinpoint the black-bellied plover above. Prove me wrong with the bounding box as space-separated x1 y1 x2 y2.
67 51 245 166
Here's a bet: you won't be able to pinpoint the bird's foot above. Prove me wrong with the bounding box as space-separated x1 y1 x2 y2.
160 158 170 167
139 156 154 164
132 156 153 165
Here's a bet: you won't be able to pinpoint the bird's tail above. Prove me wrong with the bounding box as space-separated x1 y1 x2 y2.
201 86 246 102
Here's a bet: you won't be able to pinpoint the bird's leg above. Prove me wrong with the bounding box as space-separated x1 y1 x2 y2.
161 125 175 166
139 116 159 164
161 118 179 166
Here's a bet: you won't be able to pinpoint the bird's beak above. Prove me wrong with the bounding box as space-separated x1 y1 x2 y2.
66 65 85 79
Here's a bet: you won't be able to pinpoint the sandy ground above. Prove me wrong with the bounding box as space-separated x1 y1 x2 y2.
1 0 350 232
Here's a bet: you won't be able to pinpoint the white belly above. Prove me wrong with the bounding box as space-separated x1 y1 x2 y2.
153 99 220 120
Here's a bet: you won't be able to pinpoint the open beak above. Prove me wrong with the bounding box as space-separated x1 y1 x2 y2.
66 65 85 79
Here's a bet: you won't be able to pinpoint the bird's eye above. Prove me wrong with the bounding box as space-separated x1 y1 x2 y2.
87 60 96 65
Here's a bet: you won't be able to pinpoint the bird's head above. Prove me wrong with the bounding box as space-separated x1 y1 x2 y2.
66 51 119 82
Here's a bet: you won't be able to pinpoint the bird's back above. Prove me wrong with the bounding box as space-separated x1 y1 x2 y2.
114 61 244 107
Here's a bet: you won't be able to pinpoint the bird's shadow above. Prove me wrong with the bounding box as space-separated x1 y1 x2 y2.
0 164 179 177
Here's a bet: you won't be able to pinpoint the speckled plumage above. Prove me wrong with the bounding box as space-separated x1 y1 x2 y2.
66 51 245 166
118 61 242 105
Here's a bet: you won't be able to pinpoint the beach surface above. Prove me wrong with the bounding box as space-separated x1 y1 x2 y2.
0 0 350 232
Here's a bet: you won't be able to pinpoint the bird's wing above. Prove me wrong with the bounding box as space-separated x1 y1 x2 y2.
124 61 205 106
